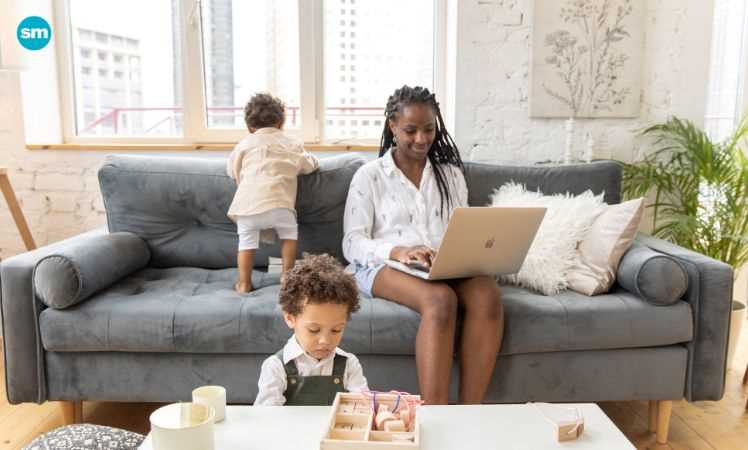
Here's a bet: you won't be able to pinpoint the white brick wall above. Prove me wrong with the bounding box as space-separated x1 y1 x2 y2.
0 0 716 259
453 0 714 164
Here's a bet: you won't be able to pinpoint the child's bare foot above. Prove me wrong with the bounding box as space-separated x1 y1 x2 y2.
235 281 253 293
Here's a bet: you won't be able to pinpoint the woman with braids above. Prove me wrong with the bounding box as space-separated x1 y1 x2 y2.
342 85 503 404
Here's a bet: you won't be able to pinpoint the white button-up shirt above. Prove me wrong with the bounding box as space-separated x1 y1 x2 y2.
254 336 369 406
343 148 468 267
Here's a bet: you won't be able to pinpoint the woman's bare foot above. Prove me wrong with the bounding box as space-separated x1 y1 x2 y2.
235 281 253 293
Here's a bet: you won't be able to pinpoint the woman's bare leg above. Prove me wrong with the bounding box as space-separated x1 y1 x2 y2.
451 276 503 404
372 267 458 404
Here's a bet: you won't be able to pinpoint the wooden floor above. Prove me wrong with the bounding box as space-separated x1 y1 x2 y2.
1 333 747 450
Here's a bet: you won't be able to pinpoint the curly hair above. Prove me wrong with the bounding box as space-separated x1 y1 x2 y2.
279 254 360 317
244 93 285 130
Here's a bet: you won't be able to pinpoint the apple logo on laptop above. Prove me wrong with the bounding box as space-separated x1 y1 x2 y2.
484 237 495 249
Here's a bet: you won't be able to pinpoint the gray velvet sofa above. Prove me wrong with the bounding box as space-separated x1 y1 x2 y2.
2 154 732 411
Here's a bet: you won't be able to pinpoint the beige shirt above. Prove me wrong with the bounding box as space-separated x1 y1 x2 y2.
227 128 319 220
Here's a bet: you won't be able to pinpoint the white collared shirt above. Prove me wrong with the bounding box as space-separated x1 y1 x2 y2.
343 148 468 267
254 336 369 406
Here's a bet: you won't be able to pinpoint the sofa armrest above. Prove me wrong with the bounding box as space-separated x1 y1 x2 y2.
634 233 733 401
0 228 148 404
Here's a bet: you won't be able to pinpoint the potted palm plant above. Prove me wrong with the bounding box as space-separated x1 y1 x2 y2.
622 116 748 369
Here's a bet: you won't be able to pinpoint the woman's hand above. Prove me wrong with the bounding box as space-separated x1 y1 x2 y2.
390 245 437 268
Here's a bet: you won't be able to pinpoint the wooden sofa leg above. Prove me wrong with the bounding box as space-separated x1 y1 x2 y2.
60 401 83 425
648 400 658 432
655 400 673 444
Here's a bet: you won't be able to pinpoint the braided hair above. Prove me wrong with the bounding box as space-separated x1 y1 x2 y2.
379 85 464 218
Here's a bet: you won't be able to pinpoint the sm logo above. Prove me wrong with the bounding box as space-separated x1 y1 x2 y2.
17 16 52 51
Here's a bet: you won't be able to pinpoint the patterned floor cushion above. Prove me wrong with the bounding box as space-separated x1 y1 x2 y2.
23 424 144 450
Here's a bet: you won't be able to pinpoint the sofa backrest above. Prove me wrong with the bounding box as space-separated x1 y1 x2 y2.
99 153 366 269
99 154 622 269
464 160 622 206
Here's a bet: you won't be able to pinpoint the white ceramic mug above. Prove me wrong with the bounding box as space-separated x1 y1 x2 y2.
192 385 227 423
150 402 215 450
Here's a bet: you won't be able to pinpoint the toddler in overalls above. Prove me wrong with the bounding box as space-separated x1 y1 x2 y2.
254 254 369 406
227 93 320 293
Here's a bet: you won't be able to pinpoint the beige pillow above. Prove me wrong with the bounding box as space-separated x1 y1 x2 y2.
567 198 644 295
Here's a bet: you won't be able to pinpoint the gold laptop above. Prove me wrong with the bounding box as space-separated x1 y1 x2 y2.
384 207 546 280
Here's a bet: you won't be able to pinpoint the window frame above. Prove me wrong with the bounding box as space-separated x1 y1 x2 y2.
53 0 447 145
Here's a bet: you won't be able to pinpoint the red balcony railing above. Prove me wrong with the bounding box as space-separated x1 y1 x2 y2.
80 106 384 135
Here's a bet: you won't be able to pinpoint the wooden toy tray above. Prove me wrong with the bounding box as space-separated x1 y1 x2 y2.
320 392 421 449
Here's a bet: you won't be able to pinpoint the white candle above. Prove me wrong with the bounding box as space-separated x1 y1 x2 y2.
585 132 594 163
150 402 215 450
192 385 227 423
564 117 575 164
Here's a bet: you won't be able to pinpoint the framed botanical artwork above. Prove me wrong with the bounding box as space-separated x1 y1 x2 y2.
530 0 644 118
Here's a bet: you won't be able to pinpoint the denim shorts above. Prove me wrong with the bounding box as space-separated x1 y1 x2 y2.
346 263 385 298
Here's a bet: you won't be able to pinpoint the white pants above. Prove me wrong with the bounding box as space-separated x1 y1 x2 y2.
236 208 298 250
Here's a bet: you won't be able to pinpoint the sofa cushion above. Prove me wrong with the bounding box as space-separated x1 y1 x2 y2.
567 198 644 295
33 232 150 309
39 267 377 354
39 268 692 356
98 153 365 269
490 183 605 295
464 160 622 207
616 243 689 306
498 286 692 355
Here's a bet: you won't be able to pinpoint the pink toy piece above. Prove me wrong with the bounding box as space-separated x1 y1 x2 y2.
375 404 397 431
360 389 424 432
399 408 411 430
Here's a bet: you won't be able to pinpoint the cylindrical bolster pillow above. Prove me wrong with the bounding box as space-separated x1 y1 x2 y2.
34 232 151 309
616 243 688 306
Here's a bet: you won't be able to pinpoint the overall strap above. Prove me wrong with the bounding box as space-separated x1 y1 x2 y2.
275 349 299 376
332 353 348 378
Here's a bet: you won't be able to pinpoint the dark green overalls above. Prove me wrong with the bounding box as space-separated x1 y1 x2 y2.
276 349 348 406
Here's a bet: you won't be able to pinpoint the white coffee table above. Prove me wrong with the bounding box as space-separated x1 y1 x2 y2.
139 403 635 449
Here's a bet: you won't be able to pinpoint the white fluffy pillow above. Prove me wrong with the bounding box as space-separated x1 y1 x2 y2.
489 183 605 295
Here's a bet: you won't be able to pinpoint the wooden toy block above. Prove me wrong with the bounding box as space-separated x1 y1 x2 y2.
556 419 584 442
383 420 406 432
530 402 585 443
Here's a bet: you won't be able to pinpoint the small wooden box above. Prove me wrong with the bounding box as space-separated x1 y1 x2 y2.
556 419 584 442
320 392 421 449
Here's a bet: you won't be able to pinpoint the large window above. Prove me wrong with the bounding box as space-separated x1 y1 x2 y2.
322 0 434 141
56 0 443 144
705 0 748 141
200 0 301 130
68 0 181 137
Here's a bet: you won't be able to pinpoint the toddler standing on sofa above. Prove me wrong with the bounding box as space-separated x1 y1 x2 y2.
227 93 320 293
254 254 369 406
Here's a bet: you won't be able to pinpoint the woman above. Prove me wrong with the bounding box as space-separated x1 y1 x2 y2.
343 85 503 404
